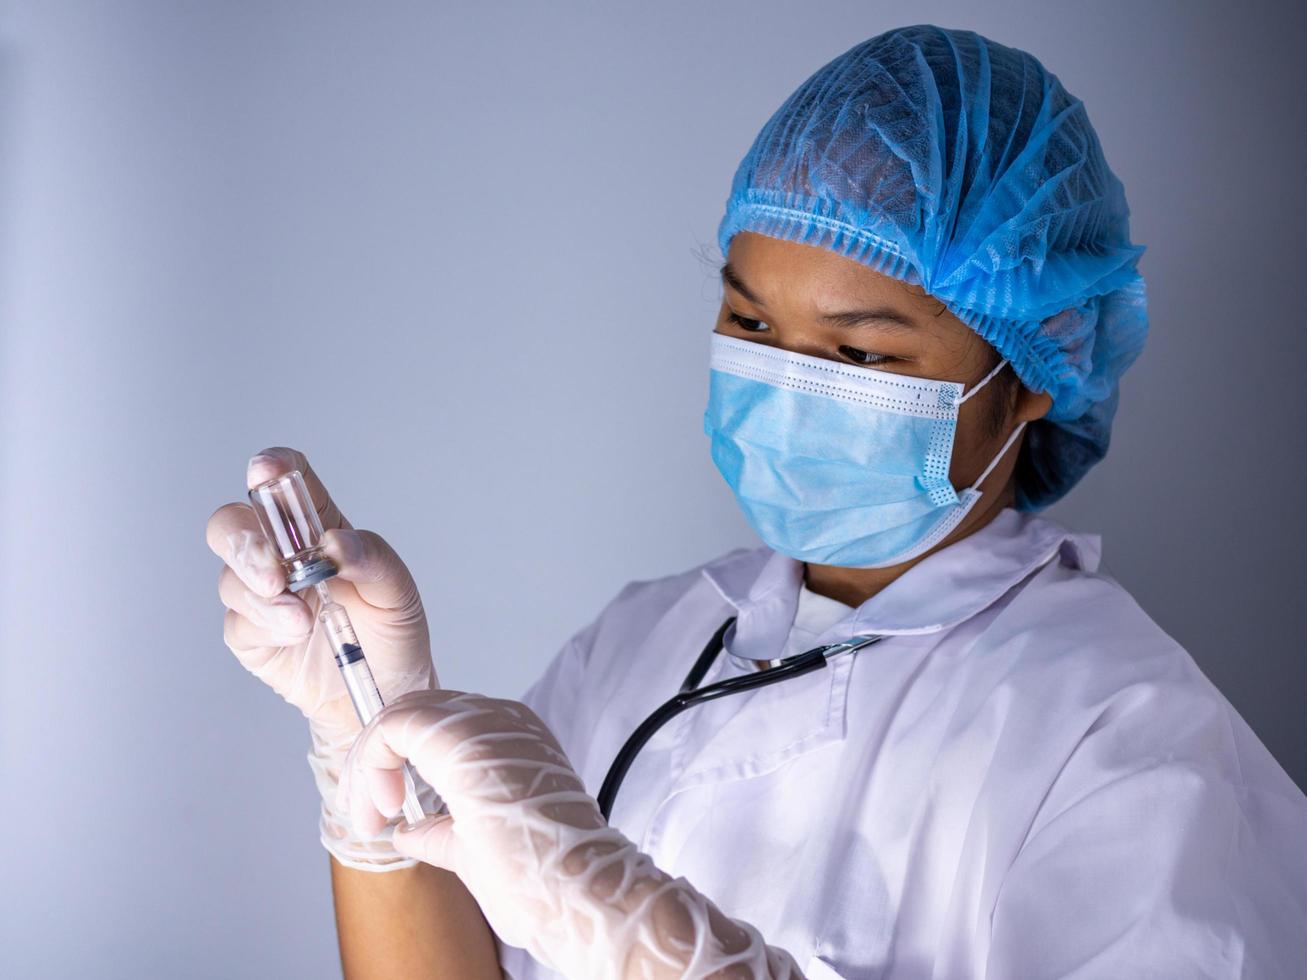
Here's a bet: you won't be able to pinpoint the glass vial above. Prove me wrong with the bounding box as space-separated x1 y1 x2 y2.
248 470 338 592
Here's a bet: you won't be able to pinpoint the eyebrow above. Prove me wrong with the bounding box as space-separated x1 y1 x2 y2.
720 262 919 330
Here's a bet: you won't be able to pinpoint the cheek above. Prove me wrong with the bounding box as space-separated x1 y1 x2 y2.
946 410 996 486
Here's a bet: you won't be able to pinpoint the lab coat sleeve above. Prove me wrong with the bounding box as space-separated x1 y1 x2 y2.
513 571 685 776
986 667 1307 979
515 610 607 770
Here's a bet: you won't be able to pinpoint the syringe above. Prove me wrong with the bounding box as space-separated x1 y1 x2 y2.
248 468 428 827
312 579 426 824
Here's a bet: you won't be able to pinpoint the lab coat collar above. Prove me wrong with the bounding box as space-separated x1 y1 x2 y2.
702 509 1100 663
668 510 1099 794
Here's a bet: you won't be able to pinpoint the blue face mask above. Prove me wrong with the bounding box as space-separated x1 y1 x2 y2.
703 333 1026 568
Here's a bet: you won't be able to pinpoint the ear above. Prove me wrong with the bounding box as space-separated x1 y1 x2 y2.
1015 386 1053 425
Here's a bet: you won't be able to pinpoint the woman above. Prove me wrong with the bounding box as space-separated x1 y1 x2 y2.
207 23 1306 978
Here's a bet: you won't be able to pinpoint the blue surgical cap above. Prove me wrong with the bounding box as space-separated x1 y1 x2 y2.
717 24 1149 510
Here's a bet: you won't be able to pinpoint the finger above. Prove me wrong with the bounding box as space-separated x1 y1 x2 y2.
338 739 392 839
217 565 312 637
223 607 311 665
339 691 485 833
368 765 407 821
320 528 422 613
206 502 287 598
392 814 464 875
246 446 352 532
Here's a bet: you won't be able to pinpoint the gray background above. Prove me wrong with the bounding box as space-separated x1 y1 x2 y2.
2 2 1303 977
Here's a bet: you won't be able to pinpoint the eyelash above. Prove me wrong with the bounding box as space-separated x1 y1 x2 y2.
726 312 893 366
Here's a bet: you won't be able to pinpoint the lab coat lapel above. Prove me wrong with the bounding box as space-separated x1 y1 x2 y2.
668 550 851 790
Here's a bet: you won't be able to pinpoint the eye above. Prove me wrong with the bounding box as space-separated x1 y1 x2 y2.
838 344 892 367
727 312 768 332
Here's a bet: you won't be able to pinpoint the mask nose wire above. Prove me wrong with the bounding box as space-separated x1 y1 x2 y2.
952 357 1011 407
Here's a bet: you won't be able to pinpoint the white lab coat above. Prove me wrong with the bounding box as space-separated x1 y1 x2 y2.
495 509 1307 978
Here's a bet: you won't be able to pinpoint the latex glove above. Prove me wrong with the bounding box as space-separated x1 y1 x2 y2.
338 690 804 978
205 446 439 869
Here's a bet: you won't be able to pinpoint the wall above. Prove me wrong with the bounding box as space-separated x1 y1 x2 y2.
2 2 1302 976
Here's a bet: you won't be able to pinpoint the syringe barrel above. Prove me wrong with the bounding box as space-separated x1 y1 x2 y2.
317 599 385 720
317 590 430 823
339 657 387 725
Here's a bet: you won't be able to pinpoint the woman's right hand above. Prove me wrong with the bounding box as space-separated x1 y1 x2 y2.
204 446 437 738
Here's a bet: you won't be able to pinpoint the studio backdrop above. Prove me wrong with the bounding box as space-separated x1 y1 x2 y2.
1 2 1303 977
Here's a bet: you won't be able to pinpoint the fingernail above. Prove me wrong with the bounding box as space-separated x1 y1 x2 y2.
247 451 289 488
248 450 287 469
404 814 442 831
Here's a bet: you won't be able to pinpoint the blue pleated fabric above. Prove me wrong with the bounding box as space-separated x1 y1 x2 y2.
717 24 1149 509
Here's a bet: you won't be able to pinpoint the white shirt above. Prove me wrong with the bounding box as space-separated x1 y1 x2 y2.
778 582 854 662
496 509 1307 978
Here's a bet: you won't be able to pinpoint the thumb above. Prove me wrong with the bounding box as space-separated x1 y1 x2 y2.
321 527 423 613
393 814 464 875
246 446 352 532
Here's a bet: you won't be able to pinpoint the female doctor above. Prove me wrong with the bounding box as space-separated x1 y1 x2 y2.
207 23 1306 980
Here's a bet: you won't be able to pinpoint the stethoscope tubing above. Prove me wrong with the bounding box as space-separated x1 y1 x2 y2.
596 615 884 820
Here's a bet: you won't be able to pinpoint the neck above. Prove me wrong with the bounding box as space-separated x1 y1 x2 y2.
803 480 1016 608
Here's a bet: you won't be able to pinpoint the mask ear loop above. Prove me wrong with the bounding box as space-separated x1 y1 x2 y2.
953 357 1011 407
950 357 1027 493
966 420 1027 494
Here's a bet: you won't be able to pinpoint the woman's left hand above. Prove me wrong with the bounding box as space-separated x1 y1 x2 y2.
338 689 805 979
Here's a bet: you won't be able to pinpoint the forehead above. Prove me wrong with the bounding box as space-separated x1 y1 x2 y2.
725 231 938 312
723 233 992 366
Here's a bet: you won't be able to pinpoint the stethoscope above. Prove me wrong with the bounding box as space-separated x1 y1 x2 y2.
597 615 886 820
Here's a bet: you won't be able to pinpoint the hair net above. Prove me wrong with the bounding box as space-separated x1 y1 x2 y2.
717 23 1149 509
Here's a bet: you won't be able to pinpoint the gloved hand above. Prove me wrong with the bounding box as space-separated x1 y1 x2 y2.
205 446 439 870
338 689 804 978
